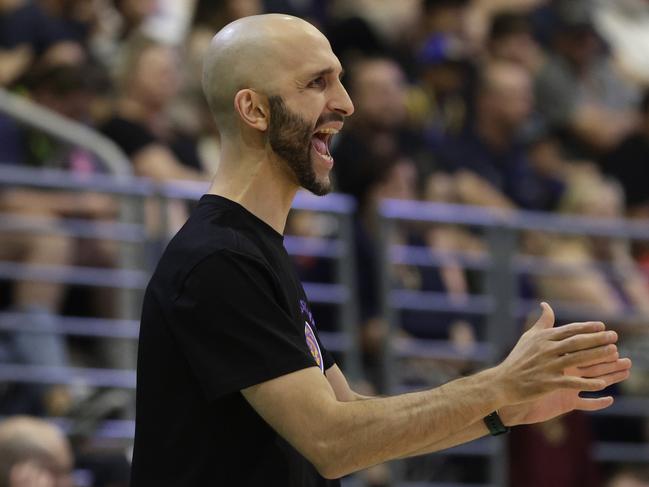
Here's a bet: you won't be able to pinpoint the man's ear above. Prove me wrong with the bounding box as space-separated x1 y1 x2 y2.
233 89 269 132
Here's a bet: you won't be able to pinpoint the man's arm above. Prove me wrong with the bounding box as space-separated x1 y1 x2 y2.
325 365 372 402
326 355 631 461
242 303 625 479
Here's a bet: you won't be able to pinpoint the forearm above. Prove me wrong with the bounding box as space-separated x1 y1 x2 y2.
397 419 489 459
323 367 504 478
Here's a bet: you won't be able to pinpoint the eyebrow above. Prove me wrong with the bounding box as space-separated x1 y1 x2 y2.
307 67 345 79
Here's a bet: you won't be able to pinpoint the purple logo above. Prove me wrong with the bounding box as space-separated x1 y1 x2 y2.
304 322 323 372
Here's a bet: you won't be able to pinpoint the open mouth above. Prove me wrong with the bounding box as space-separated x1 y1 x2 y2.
311 127 338 164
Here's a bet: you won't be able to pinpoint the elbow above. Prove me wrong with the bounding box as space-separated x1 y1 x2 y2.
307 437 346 480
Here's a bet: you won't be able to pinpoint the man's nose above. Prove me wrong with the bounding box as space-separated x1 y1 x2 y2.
329 82 355 117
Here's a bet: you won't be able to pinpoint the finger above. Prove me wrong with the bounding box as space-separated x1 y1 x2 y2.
532 302 555 330
570 350 619 370
596 368 631 388
576 357 632 378
554 330 617 355
575 396 614 411
556 375 607 392
558 344 618 370
549 321 606 341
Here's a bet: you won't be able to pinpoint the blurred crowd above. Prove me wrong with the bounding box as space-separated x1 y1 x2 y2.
1 0 649 486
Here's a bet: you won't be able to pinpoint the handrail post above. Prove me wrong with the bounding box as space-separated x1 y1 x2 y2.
376 210 406 486
337 210 363 382
484 224 518 487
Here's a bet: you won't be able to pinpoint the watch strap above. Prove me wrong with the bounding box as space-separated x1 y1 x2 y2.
484 411 510 436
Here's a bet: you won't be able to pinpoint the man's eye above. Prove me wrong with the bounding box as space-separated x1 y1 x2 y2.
308 77 326 88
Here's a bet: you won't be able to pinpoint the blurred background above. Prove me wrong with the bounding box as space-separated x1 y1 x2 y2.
0 0 648 486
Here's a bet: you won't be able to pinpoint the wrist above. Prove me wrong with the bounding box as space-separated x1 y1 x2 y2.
479 366 511 410
497 405 520 427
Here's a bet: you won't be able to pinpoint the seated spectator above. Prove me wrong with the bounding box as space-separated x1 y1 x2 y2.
0 0 87 87
0 416 73 487
464 0 548 47
101 36 207 182
486 11 545 75
601 89 649 220
534 0 640 157
333 56 426 206
409 33 475 149
532 170 649 320
436 60 559 211
0 63 119 415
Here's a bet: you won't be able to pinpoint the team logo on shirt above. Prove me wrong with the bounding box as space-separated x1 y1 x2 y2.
304 322 324 372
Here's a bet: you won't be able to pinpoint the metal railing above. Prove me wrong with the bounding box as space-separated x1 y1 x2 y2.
0 162 362 378
378 198 649 487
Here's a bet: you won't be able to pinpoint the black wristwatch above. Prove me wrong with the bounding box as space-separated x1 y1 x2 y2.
484 411 510 436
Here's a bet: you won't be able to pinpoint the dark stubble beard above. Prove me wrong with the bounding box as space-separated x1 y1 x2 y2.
268 95 332 196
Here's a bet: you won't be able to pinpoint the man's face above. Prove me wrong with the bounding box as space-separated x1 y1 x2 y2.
483 65 533 128
268 95 343 196
265 34 354 195
351 60 408 130
132 45 180 108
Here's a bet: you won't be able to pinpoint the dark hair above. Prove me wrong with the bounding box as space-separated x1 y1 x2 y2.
423 0 470 13
488 12 532 43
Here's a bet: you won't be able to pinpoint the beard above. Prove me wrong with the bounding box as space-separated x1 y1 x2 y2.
268 95 332 196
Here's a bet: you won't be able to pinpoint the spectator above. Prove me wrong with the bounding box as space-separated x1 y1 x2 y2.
410 33 475 148
101 36 206 182
0 416 73 487
333 56 425 206
486 11 545 75
601 89 649 220
436 60 557 210
532 170 649 320
534 0 640 156
0 63 122 413
0 0 85 86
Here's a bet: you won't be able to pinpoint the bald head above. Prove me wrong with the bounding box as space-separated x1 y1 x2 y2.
202 14 334 134
0 416 73 487
478 61 533 128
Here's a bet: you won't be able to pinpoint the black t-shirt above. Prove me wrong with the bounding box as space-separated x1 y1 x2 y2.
131 194 338 486
100 116 203 171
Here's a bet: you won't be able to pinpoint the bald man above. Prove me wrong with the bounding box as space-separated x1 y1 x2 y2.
131 14 632 486
0 416 73 487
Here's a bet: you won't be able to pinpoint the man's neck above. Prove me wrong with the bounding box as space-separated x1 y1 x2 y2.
476 115 512 152
207 139 297 235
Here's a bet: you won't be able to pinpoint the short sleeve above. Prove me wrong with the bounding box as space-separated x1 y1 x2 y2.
168 251 319 400
100 118 157 158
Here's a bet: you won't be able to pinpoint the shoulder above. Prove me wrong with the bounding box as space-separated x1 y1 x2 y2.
157 218 274 297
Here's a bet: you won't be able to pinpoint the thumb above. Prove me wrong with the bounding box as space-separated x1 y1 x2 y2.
532 302 555 330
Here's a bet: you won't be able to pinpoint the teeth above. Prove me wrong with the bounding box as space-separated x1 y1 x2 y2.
316 128 339 134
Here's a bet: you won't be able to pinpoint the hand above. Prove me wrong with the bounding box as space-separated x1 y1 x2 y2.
9 462 55 487
501 356 632 426
494 302 620 405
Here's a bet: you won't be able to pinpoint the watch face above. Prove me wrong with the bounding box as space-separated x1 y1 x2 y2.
484 411 510 436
